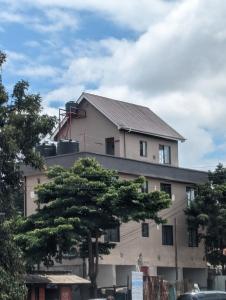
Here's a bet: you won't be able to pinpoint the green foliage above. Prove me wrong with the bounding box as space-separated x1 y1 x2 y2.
15 157 171 297
185 163 226 272
0 51 56 298
0 222 27 300
0 51 56 215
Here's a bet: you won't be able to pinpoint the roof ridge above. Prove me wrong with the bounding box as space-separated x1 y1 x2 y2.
83 92 150 110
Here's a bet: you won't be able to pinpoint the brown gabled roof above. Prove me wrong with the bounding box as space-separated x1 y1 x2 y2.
78 92 185 141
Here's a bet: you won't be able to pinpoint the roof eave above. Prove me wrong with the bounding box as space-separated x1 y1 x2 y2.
119 127 186 142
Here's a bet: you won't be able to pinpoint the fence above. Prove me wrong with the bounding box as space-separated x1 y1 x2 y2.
143 276 191 300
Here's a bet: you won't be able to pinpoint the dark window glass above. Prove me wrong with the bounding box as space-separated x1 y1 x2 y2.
104 226 120 242
105 137 115 155
160 183 172 198
140 141 147 157
142 223 149 237
159 145 171 164
162 225 173 245
141 180 149 193
188 228 198 247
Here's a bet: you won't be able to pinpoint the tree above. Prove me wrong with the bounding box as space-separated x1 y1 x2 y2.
0 51 56 215
185 164 226 273
0 222 27 300
15 158 171 297
0 51 56 298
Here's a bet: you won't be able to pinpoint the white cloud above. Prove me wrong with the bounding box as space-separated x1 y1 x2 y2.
41 0 226 169
1 0 226 169
17 65 60 78
0 0 176 31
0 3 78 33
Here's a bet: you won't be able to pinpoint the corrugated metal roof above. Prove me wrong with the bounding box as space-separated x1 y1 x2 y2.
78 92 185 141
25 274 90 285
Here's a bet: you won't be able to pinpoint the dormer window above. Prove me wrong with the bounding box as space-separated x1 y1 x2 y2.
140 141 147 157
159 145 171 164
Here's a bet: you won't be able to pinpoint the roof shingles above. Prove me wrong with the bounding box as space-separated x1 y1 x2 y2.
79 92 185 141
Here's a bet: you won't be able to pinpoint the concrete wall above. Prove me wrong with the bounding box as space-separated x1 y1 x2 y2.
97 265 116 287
213 275 226 291
119 131 179 166
157 267 183 282
57 100 121 157
183 268 208 288
25 172 206 272
116 265 136 286
57 100 179 166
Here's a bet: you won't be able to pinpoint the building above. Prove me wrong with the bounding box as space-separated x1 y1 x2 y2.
23 92 208 289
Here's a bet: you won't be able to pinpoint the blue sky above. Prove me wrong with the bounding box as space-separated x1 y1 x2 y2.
0 0 226 170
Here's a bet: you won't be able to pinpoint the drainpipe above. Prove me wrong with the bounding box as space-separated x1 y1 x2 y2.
174 218 178 281
123 131 126 158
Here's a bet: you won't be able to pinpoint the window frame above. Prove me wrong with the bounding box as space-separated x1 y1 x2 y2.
104 226 120 243
160 182 172 198
141 180 149 193
105 137 115 155
162 225 174 246
140 140 147 157
141 223 149 238
186 186 195 206
188 228 198 247
159 144 171 164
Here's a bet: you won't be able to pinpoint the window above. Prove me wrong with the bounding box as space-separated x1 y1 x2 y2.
104 226 120 242
188 228 198 247
186 187 195 206
159 145 171 164
140 141 147 157
160 183 172 198
162 225 173 245
105 137 115 155
142 223 149 237
141 180 149 193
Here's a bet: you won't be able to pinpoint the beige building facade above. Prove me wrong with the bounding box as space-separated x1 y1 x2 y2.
23 93 208 288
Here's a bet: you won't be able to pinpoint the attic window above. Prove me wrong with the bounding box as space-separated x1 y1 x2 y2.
105 137 115 155
159 145 171 164
140 141 147 157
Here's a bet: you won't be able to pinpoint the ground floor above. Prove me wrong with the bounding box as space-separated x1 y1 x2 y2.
96 264 208 289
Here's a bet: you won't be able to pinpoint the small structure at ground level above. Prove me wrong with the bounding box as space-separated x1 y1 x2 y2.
25 274 90 300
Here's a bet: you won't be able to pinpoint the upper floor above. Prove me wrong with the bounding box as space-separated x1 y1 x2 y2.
53 93 185 167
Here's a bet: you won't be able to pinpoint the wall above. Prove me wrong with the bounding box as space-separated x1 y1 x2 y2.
25 170 206 286
57 100 180 166
99 174 206 270
183 268 208 288
213 276 226 291
97 265 116 287
57 100 121 157
119 131 179 166
116 265 136 286
25 174 47 216
157 267 183 282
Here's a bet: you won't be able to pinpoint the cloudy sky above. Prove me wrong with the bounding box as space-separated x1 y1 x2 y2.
0 0 226 170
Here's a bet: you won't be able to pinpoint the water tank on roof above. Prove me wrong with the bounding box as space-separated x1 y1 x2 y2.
65 101 78 113
36 143 56 157
57 140 79 155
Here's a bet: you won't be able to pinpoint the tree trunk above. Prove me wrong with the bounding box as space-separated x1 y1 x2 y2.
88 232 99 298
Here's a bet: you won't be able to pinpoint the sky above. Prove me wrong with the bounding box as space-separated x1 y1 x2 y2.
0 0 226 170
